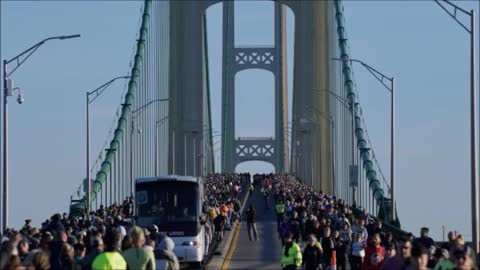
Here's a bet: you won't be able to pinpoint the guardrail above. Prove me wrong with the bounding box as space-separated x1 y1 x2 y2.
236 137 274 141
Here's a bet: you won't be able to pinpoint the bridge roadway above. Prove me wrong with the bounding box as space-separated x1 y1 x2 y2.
225 189 282 270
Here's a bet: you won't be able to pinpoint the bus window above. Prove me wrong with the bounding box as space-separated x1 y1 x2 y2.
135 181 200 236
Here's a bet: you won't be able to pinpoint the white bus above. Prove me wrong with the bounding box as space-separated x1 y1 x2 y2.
135 176 206 265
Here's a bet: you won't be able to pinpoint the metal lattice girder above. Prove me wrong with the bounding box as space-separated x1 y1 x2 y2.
234 47 276 72
234 137 277 167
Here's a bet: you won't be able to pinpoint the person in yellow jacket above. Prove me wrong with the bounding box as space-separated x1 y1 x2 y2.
92 230 127 270
281 232 302 270
275 200 285 229
209 206 218 220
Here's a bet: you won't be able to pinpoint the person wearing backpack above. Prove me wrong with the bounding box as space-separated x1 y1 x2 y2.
214 213 226 241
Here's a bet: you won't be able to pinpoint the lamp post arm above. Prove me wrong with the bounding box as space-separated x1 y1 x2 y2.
434 0 472 33
313 89 351 108
87 76 132 103
307 106 333 124
351 59 393 92
6 35 81 77
155 114 170 126
332 58 393 92
132 98 169 116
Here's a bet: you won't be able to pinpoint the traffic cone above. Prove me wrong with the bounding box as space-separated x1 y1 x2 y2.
328 250 337 270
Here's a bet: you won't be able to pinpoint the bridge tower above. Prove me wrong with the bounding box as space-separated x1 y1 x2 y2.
221 1 289 173
168 0 215 177
279 1 333 193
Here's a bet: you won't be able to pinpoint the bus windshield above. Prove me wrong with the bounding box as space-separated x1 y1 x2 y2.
135 180 199 235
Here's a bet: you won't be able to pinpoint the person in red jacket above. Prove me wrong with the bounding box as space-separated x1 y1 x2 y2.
362 234 385 270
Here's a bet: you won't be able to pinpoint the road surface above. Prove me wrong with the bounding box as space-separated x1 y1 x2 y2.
226 189 282 269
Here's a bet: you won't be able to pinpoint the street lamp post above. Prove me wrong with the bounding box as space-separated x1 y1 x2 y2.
86 76 131 213
154 114 170 176
332 58 395 223
301 129 307 185
2 34 80 231
312 89 355 200
129 98 168 181
193 131 198 177
434 0 477 252
286 123 303 181
198 128 219 176
306 107 337 197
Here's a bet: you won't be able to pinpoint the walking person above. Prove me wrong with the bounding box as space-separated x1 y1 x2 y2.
289 211 301 243
275 200 286 230
281 232 302 270
245 205 258 241
320 227 335 270
92 230 127 270
154 236 179 270
302 234 323 270
263 188 270 209
333 230 348 270
349 233 365 270
279 215 292 245
122 226 155 270
362 234 385 270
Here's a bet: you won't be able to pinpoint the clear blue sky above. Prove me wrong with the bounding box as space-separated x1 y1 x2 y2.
1 0 479 241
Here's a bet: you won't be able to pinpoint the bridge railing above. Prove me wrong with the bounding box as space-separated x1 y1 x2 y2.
334 0 400 227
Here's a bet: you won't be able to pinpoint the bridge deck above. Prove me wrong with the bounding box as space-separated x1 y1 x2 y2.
226 190 281 270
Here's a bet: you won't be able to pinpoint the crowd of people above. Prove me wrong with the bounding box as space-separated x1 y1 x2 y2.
202 173 248 241
0 173 247 270
264 174 477 270
1 172 476 270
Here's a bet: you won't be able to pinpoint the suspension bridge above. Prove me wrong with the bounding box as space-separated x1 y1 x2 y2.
2 0 478 268
66 0 397 224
